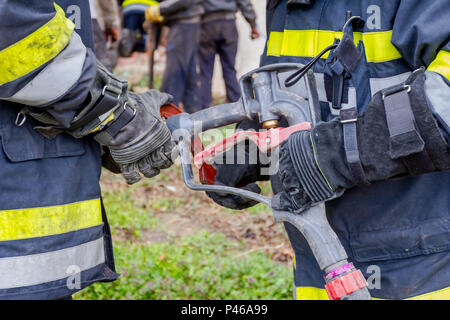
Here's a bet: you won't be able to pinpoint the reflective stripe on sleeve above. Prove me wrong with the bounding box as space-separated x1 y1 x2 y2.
6 32 86 106
267 30 402 63
369 72 411 94
0 237 105 289
266 31 284 57
122 0 159 7
282 70 410 105
122 3 151 15
428 50 450 81
0 3 74 86
0 199 103 241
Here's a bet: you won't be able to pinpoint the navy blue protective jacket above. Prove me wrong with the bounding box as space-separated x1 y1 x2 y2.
0 0 118 299
263 0 450 300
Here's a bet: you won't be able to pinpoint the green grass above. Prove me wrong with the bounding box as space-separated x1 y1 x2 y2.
75 231 291 300
102 190 159 239
131 74 162 91
74 185 291 300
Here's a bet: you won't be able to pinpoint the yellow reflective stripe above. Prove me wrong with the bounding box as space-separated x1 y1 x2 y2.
296 286 330 300
267 30 402 63
0 3 74 85
267 32 284 57
0 199 102 241
281 30 340 58
88 112 115 134
295 286 450 300
361 30 402 63
428 50 450 81
122 0 159 7
406 287 450 300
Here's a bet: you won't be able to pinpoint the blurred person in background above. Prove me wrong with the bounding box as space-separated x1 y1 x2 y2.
90 0 120 70
145 0 204 113
118 0 162 57
198 0 260 110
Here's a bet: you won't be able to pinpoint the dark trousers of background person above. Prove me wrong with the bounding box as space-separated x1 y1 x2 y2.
92 19 114 71
161 22 201 114
198 19 241 110
123 13 147 52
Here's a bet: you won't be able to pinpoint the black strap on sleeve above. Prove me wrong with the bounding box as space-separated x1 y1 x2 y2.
340 105 370 186
69 87 120 132
103 103 136 138
382 84 435 175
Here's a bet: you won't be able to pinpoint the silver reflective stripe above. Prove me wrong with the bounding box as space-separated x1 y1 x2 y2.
425 71 450 130
283 71 413 117
122 3 148 15
293 282 297 300
0 238 105 289
7 32 86 106
280 72 328 102
314 73 327 102
285 72 412 104
369 72 411 95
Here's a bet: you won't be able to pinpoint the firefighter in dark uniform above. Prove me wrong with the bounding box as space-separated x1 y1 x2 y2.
118 0 160 57
0 0 176 299
206 0 450 300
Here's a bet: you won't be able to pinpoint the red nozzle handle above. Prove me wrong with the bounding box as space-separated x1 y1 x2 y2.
193 122 312 170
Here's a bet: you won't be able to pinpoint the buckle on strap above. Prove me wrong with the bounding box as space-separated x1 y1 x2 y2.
69 85 121 132
15 110 27 127
339 107 358 124
103 102 136 138
382 84 411 100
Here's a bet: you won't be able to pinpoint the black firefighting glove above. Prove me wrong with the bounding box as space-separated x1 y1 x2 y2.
272 70 450 214
94 90 176 184
206 120 270 210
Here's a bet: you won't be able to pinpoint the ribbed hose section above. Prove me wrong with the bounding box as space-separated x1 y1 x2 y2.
109 121 171 164
288 132 334 203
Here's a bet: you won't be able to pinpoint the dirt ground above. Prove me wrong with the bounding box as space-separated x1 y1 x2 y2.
101 164 294 266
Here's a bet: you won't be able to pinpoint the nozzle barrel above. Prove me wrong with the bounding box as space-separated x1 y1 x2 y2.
166 100 250 136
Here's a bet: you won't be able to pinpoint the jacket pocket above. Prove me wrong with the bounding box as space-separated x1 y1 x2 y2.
349 217 450 262
0 120 85 162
